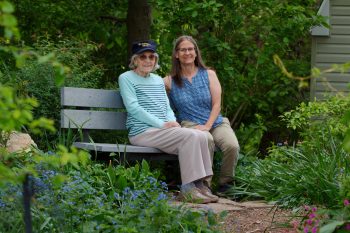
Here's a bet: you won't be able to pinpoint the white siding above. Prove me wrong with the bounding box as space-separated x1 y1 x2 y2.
311 0 350 100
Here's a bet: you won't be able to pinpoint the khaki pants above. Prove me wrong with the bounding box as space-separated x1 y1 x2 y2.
181 117 239 185
129 127 213 185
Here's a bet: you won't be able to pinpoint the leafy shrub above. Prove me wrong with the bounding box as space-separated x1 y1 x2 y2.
231 96 350 208
233 137 349 208
0 159 223 232
236 114 267 157
0 38 105 149
281 96 350 145
2 38 104 119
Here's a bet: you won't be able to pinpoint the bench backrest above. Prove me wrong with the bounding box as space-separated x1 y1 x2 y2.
61 87 127 130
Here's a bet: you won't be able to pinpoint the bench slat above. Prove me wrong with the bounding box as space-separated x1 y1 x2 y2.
61 109 127 130
73 142 178 160
74 142 166 153
61 87 124 108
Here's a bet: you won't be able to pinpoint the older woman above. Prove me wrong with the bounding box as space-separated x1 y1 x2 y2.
164 36 240 195
118 40 218 203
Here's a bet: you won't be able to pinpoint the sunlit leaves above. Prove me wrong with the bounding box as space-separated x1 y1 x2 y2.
0 1 14 13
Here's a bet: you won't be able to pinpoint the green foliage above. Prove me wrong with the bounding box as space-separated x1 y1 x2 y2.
231 95 350 208
298 202 350 233
0 84 55 146
152 0 323 132
14 0 129 84
231 135 349 208
0 38 105 149
343 107 350 153
236 114 267 157
5 0 326 153
0 4 222 232
0 0 89 198
281 96 350 146
340 176 350 202
0 160 223 232
0 0 19 40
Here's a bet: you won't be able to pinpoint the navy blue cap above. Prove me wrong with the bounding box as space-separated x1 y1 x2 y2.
132 40 157 55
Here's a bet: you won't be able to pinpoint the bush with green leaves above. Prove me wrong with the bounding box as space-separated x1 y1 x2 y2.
281 96 350 145
235 114 267 157
0 85 54 147
0 38 106 149
152 0 324 135
0 158 223 232
231 95 350 208
1 38 104 121
231 136 349 208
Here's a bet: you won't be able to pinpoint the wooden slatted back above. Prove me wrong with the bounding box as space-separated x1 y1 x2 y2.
61 87 127 130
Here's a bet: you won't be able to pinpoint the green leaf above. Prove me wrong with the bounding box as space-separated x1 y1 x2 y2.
117 176 127 190
319 221 344 233
54 72 65 86
4 27 13 39
1 14 17 27
37 53 55 63
0 1 14 13
343 131 350 153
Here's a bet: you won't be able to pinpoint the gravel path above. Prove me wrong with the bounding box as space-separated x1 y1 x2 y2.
172 198 299 233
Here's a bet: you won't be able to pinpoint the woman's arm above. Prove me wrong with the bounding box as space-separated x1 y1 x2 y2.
163 75 172 93
195 69 222 131
163 75 178 123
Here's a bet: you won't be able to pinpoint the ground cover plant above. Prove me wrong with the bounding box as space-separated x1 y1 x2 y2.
0 155 224 232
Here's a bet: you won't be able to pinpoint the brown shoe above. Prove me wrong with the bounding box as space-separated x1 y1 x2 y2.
177 187 213 204
199 186 219 203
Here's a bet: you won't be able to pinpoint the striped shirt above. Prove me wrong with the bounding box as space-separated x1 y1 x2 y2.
169 68 223 128
119 70 176 136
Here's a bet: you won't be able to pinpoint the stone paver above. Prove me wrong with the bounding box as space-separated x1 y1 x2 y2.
171 198 274 214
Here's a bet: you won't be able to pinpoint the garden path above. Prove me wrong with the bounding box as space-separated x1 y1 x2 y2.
172 198 298 233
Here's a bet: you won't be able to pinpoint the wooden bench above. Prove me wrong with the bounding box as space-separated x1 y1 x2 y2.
60 87 177 160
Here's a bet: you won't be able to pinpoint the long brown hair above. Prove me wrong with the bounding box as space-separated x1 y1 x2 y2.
170 35 208 87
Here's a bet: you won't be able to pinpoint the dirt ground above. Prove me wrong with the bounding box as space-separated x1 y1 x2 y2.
222 205 298 233
172 198 300 233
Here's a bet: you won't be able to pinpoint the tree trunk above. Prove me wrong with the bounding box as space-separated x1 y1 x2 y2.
126 0 152 58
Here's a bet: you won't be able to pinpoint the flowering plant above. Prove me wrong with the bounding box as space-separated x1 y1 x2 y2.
299 200 350 233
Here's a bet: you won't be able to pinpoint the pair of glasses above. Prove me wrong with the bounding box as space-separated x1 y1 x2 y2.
177 47 195 53
139 54 156 61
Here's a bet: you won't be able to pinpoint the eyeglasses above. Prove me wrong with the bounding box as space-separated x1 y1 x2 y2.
139 54 156 61
177 47 195 53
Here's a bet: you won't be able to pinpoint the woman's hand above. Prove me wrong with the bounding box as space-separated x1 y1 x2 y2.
163 121 181 128
195 124 211 131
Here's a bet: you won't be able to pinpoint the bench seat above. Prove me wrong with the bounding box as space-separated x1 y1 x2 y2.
61 87 178 160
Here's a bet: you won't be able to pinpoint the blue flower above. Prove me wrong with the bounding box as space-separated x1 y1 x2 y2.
157 192 168 201
123 187 131 195
114 192 120 200
0 199 6 208
32 177 50 193
160 181 168 191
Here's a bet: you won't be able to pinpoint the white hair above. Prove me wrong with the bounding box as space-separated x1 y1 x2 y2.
128 53 160 72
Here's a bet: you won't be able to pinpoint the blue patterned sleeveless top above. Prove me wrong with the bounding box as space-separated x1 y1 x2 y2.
169 68 223 128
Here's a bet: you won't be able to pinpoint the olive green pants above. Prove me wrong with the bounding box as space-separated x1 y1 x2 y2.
181 117 239 185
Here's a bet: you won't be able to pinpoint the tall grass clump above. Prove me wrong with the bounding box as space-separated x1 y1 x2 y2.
232 134 349 208
231 96 350 208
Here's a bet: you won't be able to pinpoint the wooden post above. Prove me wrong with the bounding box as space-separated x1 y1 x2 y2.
23 174 33 233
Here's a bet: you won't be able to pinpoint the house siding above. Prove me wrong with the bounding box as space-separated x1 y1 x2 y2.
310 0 350 100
